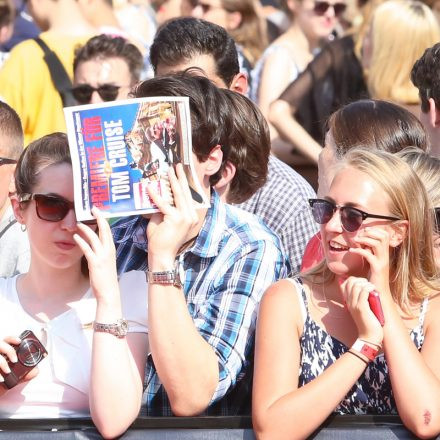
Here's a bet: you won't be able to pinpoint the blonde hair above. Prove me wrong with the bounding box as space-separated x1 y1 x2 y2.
222 0 267 66
397 147 440 208
367 0 440 104
303 148 440 312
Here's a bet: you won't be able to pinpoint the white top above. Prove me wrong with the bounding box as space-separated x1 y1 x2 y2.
0 270 148 418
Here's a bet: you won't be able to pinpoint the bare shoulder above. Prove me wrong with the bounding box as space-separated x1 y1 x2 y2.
259 278 305 336
424 291 440 330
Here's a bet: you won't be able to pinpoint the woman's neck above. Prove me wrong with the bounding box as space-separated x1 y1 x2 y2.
19 261 89 303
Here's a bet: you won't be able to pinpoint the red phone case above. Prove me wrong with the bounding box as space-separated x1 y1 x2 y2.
368 291 385 326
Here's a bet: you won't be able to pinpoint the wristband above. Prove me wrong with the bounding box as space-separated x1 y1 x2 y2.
351 338 379 362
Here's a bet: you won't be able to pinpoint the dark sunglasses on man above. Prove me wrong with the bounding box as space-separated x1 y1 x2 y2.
309 198 400 233
71 84 122 105
313 1 347 17
20 193 97 226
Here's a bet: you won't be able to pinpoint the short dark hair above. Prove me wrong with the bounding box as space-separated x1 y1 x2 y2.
411 42 440 113
0 0 14 28
220 89 269 203
328 99 428 158
149 18 240 87
0 101 24 159
134 73 233 187
74 34 144 83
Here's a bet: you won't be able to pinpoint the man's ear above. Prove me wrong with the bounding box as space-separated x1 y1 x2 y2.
204 144 223 176
214 160 236 201
389 220 409 248
229 73 248 95
428 98 440 128
226 11 242 30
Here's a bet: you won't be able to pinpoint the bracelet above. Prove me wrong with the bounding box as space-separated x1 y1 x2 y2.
360 339 382 350
347 350 369 366
351 338 379 361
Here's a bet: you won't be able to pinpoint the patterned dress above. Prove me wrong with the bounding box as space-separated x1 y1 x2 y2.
289 278 428 414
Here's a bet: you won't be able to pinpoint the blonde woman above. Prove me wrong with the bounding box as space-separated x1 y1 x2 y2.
253 149 440 439
364 0 440 114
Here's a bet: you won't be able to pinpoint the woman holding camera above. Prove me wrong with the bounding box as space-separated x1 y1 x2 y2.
0 133 148 439
252 148 440 439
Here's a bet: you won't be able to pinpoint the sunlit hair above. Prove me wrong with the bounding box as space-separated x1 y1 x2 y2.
221 0 267 66
397 147 440 208
367 0 440 104
303 148 440 312
327 99 428 159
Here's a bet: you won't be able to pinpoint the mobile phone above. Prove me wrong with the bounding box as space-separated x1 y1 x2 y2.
3 330 48 389
368 291 385 326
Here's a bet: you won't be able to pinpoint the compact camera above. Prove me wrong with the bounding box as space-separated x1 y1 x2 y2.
3 330 48 389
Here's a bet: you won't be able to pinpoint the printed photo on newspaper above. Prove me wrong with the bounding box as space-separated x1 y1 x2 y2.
64 96 209 222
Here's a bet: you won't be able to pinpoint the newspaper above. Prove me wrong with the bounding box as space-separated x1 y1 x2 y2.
64 97 209 222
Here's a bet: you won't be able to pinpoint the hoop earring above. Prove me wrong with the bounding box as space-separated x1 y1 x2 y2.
20 224 27 232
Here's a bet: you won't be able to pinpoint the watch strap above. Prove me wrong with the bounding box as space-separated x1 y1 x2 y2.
93 318 128 338
351 339 379 362
147 262 183 288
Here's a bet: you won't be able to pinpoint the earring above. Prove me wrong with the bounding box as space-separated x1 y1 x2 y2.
20 224 27 232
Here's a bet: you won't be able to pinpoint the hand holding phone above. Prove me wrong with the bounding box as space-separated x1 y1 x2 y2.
3 330 48 389
368 291 385 326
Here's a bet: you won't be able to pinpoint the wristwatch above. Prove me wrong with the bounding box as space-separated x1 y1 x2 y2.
146 261 184 288
351 339 379 362
93 318 129 338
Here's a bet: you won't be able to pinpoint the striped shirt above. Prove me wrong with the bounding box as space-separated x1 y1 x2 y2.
112 191 290 415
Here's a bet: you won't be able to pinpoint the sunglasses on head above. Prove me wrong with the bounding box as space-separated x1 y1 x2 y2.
20 193 97 225
313 1 347 17
0 157 18 166
71 84 121 104
309 198 400 232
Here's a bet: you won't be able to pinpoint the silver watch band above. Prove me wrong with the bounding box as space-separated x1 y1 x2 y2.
93 319 128 338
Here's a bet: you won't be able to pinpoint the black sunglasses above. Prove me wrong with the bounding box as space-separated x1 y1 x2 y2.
0 157 18 166
314 1 347 17
309 198 400 232
20 193 97 225
72 84 121 104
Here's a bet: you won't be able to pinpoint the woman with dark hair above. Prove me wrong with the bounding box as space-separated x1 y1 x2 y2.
0 133 148 439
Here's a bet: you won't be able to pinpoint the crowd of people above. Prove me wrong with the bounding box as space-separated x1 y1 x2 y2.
1 0 440 439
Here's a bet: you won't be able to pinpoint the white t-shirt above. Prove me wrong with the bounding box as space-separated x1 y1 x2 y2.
0 270 148 418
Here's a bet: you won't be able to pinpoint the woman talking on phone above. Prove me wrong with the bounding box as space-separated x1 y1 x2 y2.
252 148 440 439
0 133 148 439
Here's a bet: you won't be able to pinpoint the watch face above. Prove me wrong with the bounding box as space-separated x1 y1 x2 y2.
118 319 129 336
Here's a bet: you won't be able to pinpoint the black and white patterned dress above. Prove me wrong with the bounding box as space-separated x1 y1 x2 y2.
289 278 428 414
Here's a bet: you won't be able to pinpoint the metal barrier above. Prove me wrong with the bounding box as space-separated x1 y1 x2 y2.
0 415 431 439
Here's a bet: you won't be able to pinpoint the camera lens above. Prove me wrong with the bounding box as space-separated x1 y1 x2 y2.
17 340 44 367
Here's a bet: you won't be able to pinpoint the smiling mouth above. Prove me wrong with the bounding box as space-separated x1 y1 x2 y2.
329 241 350 252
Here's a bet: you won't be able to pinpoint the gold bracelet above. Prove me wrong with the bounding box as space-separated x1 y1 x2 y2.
347 350 369 366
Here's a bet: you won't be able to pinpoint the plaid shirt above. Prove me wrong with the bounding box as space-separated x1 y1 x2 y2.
112 191 290 415
237 155 318 274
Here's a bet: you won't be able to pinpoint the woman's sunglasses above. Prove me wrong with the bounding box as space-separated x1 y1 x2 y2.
71 84 121 104
313 1 347 17
309 198 400 232
20 193 97 225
